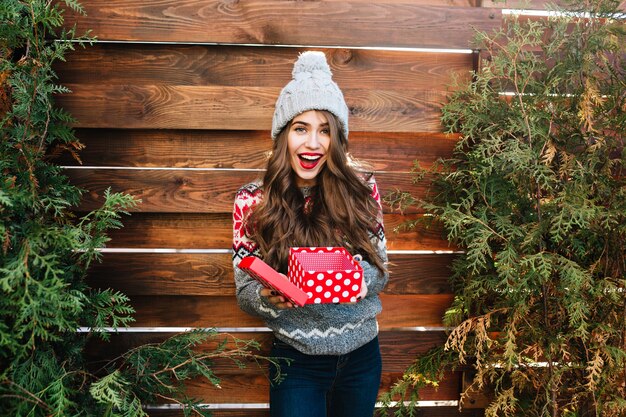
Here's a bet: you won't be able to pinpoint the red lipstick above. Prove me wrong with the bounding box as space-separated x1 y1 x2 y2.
298 153 323 169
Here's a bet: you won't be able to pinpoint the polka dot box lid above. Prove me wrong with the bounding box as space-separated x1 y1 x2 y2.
239 256 309 307
288 247 363 305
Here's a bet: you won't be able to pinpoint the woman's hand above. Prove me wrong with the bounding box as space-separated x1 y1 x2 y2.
354 254 368 301
260 274 294 309
358 277 368 300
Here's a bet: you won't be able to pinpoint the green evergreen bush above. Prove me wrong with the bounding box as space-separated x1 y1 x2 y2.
1 2 277 415
383 1 625 416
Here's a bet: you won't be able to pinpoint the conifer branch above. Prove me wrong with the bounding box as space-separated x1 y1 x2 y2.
1 2 276 416
0 380 50 411
384 1 626 415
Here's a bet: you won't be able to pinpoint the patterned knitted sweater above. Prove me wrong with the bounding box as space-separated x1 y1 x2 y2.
232 176 389 355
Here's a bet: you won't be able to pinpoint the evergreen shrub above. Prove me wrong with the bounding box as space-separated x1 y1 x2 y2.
383 1 625 416
1 2 276 416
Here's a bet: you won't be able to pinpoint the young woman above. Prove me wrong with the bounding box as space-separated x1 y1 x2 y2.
232 51 389 417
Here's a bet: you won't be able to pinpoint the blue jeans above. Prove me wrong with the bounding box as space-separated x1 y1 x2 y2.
269 336 382 417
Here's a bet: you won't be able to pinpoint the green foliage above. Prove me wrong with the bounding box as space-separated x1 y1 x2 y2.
88 330 284 417
378 347 458 417
1 2 279 416
384 1 625 416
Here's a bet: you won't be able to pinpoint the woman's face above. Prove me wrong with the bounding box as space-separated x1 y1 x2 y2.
287 110 331 187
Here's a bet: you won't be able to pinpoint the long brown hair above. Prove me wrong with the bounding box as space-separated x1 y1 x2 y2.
246 110 386 274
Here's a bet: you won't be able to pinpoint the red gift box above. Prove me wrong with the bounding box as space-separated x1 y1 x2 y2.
239 256 309 307
288 247 363 304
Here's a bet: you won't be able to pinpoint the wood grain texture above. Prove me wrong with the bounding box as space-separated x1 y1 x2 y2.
148 409 484 417
87 253 455 296
53 1 502 410
59 129 459 172
86 331 449 373
479 0 571 7
57 84 447 132
385 214 454 251
126 295 454 328
101 213 237 249
65 169 429 214
61 1 501 49
172 370 461 403
88 212 452 251
85 332 466 406
56 46 473 91
67 168 260 213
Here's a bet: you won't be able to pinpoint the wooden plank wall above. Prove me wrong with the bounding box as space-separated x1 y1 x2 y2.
54 0 556 415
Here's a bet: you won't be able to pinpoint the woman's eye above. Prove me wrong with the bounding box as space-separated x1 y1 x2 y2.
320 129 330 135
294 127 306 133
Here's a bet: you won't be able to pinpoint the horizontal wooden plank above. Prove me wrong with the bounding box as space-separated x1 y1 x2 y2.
67 168 258 213
56 46 473 91
86 331 448 374
101 213 235 249
62 1 500 49
57 84 447 132
125 294 454 328
87 332 472 411
174 370 460 403
148 408 484 417
86 331 461 403
59 129 458 172
90 212 452 251
87 253 455 296
385 214 454 251
65 169 429 214
480 0 576 8
320 0 476 3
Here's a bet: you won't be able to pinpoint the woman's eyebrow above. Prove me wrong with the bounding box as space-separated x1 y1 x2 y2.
292 121 329 128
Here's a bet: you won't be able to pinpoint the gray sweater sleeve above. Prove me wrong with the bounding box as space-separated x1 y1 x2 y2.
233 262 285 320
361 259 388 296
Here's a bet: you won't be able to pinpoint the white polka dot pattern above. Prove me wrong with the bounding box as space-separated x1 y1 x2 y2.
288 247 363 305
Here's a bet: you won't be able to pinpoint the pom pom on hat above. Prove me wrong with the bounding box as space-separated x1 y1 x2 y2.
271 51 349 140
292 51 332 77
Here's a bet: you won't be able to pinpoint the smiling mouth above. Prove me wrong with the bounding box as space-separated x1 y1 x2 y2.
298 153 323 169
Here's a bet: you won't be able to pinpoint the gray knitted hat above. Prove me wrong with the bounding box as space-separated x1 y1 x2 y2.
271 51 349 140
